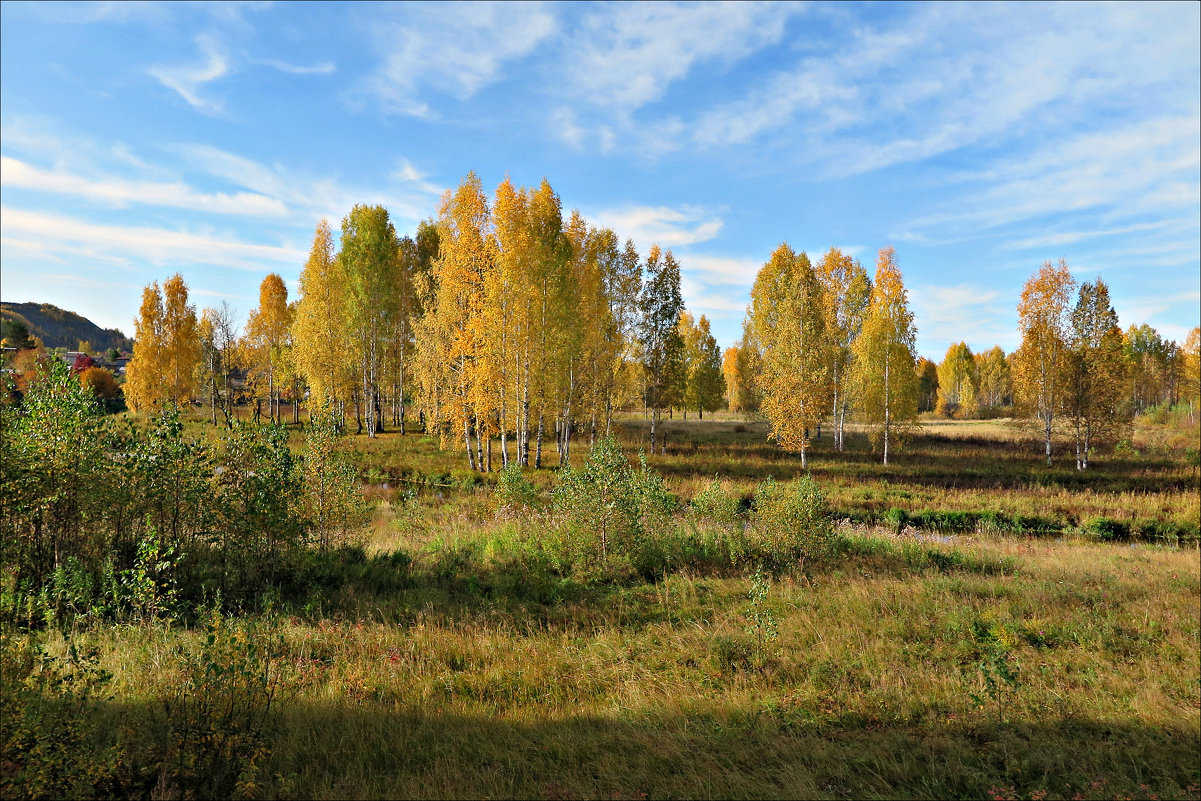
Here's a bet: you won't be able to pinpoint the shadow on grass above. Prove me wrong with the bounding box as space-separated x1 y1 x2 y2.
264 705 1201 799
263 532 1017 632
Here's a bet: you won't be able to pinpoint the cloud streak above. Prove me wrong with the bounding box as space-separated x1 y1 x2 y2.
1 207 305 271
0 156 288 216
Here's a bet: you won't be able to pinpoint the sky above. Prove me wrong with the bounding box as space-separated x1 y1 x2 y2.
1 0 1198 360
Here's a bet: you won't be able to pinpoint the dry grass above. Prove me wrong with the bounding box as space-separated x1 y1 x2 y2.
68 528 1200 800
34 406 1194 799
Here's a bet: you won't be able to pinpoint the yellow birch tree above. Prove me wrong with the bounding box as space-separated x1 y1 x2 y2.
851 247 919 464
750 243 830 468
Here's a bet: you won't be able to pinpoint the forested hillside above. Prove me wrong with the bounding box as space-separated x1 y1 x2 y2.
1 301 133 352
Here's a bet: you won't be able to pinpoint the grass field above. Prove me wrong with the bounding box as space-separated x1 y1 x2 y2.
6 410 1199 800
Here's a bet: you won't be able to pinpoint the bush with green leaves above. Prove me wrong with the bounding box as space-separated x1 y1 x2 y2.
210 421 305 600
495 461 540 514
0 359 111 590
750 475 836 572
686 477 751 567
301 406 370 550
0 631 119 800
551 437 676 574
148 607 289 800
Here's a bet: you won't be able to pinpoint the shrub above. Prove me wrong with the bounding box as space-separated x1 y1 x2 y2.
750 475 836 572
149 607 288 800
552 437 677 572
1085 517 1130 542
1 631 119 800
301 407 370 551
689 477 744 532
495 461 540 513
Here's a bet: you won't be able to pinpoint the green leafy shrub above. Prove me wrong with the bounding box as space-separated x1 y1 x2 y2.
0 631 119 800
552 437 676 574
495 461 540 513
301 406 370 551
148 607 288 800
1086 517 1131 542
750 475 836 572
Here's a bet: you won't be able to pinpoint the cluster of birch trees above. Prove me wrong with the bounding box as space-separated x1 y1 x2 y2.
722 244 919 466
724 249 1200 470
123 173 727 470
115 172 1200 473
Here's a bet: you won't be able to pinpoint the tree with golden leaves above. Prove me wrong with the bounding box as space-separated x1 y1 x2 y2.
680 310 724 419
527 179 575 467
243 273 293 424
161 274 202 406
915 357 938 413
123 283 166 412
976 346 1011 413
1013 260 1075 467
817 247 871 450
417 173 495 468
750 243 830 468
936 342 978 418
125 274 201 412
1065 279 1129 469
851 247 918 465
293 219 354 426
1183 326 1200 423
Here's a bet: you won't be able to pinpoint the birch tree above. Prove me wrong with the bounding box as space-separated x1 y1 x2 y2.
817 247 871 450
638 245 685 453
851 247 918 465
1013 260 1075 467
1065 279 1128 469
750 244 830 468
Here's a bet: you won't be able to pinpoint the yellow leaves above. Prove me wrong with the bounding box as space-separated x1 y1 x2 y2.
293 219 353 408
851 247 920 458
750 243 830 457
1013 260 1075 422
125 274 201 412
936 342 978 418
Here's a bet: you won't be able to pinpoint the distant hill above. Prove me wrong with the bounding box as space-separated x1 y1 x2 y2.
1 301 133 352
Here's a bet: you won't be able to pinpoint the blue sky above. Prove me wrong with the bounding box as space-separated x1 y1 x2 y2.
1 0 1198 359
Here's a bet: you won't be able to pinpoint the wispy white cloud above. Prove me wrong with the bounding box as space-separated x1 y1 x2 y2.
910 283 1016 356
1004 220 1190 251
692 2 1200 183
589 205 723 250
0 155 288 216
171 144 431 226
915 115 1201 235
359 2 556 117
565 2 799 110
148 34 230 114
258 59 335 75
681 254 761 286
393 158 443 196
0 207 305 271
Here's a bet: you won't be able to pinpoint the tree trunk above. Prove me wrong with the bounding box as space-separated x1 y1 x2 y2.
1044 414 1053 468
464 420 476 471
883 355 891 465
475 421 484 473
535 416 543 469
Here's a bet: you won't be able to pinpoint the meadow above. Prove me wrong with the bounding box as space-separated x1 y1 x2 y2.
4 408 1199 800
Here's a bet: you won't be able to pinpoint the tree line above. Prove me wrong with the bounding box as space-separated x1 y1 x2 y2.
12 170 1196 473
726 253 1200 469
117 173 726 469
